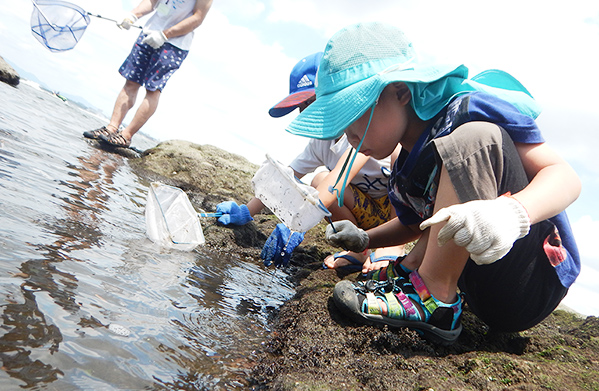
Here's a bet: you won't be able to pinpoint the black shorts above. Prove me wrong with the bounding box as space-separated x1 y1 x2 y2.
434 122 568 332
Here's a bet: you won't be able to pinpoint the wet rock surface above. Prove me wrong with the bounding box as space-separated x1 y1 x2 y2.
133 140 599 390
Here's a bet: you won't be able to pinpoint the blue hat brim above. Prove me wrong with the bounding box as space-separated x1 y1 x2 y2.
286 64 468 140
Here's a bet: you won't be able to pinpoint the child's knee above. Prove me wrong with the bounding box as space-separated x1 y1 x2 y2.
310 171 329 187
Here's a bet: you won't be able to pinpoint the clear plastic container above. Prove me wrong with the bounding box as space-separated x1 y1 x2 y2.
252 154 331 232
145 182 205 251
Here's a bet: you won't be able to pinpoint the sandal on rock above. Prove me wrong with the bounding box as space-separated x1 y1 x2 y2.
83 126 112 140
333 270 463 344
323 252 364 272
369 255 412 281
99 132 131 148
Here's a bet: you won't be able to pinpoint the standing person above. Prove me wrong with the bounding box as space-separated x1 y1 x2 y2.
286 22 581 344
216 52 404 272
83 0 212 148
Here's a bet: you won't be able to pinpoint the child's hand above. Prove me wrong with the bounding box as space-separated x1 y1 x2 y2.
326 220 369 253
142 30 167 48
216 201 253 226
419 196 530 265
117 13 137 30
261 224 305 268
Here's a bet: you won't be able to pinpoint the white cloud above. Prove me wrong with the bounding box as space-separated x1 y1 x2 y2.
211 0 266 20
572 215 599 269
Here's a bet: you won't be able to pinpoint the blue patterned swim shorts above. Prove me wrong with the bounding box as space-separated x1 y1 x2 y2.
119 33 189 91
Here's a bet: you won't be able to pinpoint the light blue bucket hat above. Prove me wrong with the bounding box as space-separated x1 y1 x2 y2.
286 22 540 140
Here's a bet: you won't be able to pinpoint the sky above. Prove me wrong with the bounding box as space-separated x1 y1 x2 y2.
1 0 598 316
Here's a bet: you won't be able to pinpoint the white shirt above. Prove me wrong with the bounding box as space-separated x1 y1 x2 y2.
144 0 196 50
289 135 392 199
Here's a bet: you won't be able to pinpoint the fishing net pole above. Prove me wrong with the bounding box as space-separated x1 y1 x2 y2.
30 0 140 53
31 0 90 52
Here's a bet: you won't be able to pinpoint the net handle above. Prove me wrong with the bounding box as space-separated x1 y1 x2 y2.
86 12 143 29
30 0 142 30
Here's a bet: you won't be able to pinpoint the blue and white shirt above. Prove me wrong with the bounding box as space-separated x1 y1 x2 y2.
388 92 580 288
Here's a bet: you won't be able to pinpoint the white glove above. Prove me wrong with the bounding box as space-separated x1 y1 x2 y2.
142 30 167 49
325 220 369 253
419 195 530 265
117 13 137 30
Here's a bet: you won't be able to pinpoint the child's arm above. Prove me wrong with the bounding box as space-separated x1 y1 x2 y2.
314 148 370 208
419 141 581 265
511 142 581 224
327 217 421 252
130 0 157 19
162 0 212 39
246 197 266 216
367 217 421 248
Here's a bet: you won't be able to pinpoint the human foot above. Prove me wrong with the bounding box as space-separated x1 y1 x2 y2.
83 126 112 140
322 251 368 272
333 270 463 344
99 132 131 148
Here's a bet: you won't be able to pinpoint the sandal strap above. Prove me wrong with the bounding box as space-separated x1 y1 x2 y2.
358 279 421 321
365 292 382 315
91 126 111 137
410 270 438 315
385 291 403 318
103 132 131 147
371 255 409 281
409 270 463 330
393 290 419 319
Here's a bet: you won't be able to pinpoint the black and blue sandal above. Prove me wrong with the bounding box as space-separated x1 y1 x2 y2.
333 270 463 344
99 132 131 148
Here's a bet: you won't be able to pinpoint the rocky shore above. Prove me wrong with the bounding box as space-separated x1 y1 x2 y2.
130 140 598 390
0 56 20 87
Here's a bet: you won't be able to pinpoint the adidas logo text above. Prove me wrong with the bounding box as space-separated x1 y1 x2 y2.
297 75 313 88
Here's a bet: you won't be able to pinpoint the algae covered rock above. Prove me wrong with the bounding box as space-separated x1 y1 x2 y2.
134 139 258 202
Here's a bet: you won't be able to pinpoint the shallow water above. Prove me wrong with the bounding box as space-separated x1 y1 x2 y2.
0 80 295 389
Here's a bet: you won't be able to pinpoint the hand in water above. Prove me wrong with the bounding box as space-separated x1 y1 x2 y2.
261 223 305 268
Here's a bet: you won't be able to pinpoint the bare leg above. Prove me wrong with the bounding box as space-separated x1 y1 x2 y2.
108 80 141 133
375 165 468 316
120 88 161 141
361 245 406 274
315 171 367 269
414 166 470 303
315 172 406 271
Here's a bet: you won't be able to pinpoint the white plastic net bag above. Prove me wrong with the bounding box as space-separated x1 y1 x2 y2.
145 182 205 251
252 154 331 232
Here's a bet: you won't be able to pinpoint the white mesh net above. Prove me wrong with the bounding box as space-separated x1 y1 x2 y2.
30 0 90 52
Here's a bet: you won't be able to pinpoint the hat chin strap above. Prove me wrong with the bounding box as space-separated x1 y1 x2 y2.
329 104 376 208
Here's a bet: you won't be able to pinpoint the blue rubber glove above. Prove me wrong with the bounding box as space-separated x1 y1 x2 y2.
261 223 305 268
216 201 253 226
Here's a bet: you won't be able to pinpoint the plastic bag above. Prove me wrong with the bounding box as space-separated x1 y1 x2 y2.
145 182 205 251
252 154 331 232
